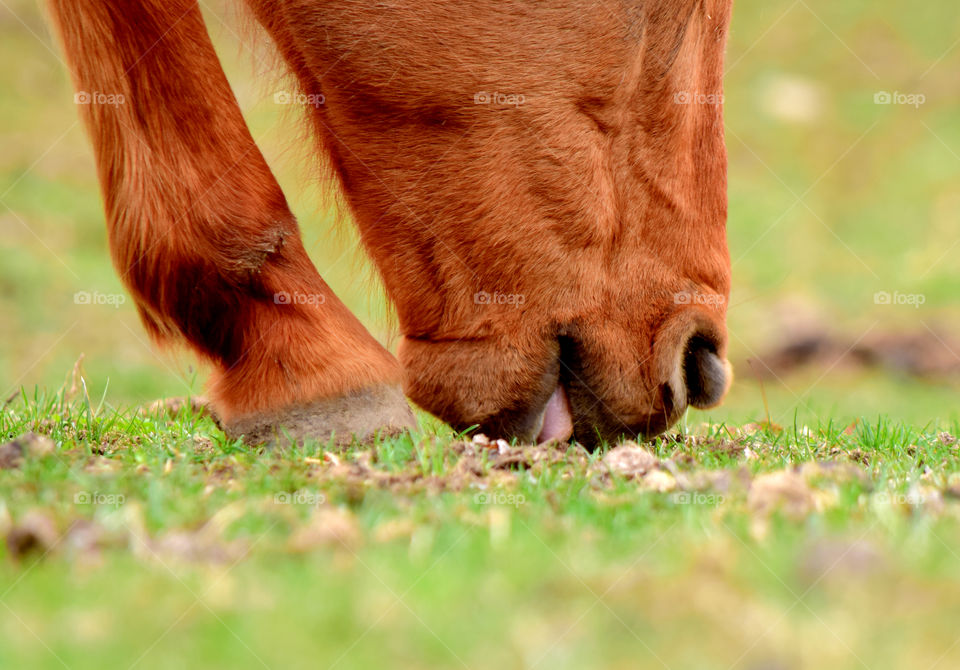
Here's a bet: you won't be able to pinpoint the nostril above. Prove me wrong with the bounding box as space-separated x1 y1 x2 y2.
683 335 730 409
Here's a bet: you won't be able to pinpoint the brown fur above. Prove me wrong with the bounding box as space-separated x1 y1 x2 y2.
46 0 733 446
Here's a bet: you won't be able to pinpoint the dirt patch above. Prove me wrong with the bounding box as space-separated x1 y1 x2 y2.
5 510 60 560
143 396 210 420
0 432 55 469
454 435 591 472
600 443 659 478
289 508 361 552
748 327 960 380
749 470 818 520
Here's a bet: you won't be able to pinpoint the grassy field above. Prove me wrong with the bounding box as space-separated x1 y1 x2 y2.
3 396 960 669
2 0 960 668
2 0 959 426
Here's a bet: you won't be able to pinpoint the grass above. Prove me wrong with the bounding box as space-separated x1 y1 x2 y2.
2 0 960 424
3 0 960 667
3 392 960 669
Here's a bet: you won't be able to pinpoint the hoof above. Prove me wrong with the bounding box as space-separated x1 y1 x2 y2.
220 385 417 447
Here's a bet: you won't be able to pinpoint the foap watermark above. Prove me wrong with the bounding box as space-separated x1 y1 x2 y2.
474 290 525 308
874 290 925 308
874 490 927 506
274 490 326 507
274 91 325 108
74 290 126 308
674 291 725 306
274 291 326 306
474 491 526 508
74 91 125 106
674 91 724 106
74 491 125 507
474 91 526 107
671 491 726 505
874 91 925 108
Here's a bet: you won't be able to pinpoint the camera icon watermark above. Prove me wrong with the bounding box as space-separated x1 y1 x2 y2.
74 290 126 308
274 291 326 306
874 91 925 108
74 491 125 507
674 291 725 306
473 291 525 308
873 290 925 308
473 91 526 107
74 91 126 106
874 490 926 506
474 491 526 508
873 91 927 109
674 91 723 105
274 90 325 108
671 491 726 505
274 490 326 507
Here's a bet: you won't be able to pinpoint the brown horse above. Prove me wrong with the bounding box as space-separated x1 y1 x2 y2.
46 0 733 448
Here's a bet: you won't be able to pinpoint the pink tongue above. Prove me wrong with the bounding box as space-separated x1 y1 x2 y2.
537 386 574 444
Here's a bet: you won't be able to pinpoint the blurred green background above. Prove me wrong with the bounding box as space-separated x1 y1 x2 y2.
1 0 958 429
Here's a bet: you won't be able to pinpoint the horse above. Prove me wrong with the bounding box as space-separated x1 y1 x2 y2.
46 0 733 448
